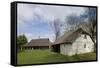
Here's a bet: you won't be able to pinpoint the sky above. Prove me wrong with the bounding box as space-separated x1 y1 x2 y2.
17 3 87 42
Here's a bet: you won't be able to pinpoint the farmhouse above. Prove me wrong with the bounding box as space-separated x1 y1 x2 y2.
23 38 52 50
51 28 94 56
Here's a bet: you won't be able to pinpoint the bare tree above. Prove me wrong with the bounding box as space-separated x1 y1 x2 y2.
81 20 96 50
65 14 81 31
81 7 97 51
50 18 61 40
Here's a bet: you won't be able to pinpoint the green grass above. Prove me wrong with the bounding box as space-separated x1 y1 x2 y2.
17 50 96 65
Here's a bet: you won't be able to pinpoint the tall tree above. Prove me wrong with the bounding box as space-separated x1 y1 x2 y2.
81 7 97 51
50 18 61 40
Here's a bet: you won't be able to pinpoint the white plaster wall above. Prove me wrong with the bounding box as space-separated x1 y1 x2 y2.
60 44 72 56
60 34 94 56
72 34 94 55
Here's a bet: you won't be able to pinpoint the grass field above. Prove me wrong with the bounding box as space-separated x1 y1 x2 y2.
17 50 96 65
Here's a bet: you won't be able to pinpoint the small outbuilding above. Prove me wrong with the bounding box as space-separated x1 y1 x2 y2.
51 28 94 56
23 38 51 50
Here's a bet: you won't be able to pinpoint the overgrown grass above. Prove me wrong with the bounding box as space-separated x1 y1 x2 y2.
17 50 96 65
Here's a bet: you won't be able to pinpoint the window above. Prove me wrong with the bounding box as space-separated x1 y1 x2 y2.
84 44 86 48
84 34 87 39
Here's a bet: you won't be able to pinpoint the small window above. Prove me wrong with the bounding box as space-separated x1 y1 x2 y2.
84 44 86 48
84 34 87 39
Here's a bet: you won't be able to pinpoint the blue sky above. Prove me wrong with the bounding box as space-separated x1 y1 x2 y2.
17 3 87 42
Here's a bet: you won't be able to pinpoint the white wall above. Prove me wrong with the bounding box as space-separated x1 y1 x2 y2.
60 44 72 56
60 34 94 56
72 34 94 55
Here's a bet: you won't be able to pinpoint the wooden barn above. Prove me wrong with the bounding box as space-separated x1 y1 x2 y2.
51 28 94 56
23 38 52 50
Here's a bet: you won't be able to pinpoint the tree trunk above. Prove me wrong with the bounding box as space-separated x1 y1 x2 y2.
89 35 96 52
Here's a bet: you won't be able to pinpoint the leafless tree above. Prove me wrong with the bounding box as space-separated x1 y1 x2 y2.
50 18 61 41
81 7 97 51
81 20 96 50
64 14 82 31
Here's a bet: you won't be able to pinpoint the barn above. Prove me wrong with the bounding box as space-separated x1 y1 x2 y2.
23 38 52 50
51 28 94 56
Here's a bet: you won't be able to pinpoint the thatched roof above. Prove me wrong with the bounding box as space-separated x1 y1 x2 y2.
53 28 88 45
24 38 52 47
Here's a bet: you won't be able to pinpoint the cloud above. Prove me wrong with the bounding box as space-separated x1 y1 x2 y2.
18 3 86 24
17 4 38 23
17 3 87 42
